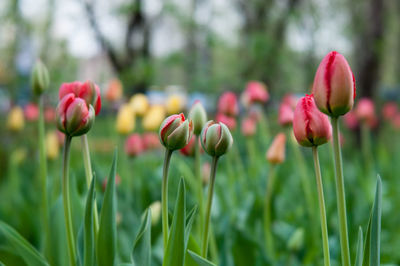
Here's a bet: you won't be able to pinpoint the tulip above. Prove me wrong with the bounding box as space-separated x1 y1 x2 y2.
243 81 269 106
166 94 185 114
149 201 162 225
312 51 356 117
355 98 375 123
180 135 202 157
24 103 39 122
202 162 211 185
7 106 25 132
343 111 359 130
143 133 161 150
159 113 193 151
31 60 50 96
382 102 398 121
116 104 135 135
44 107 56 123
59 81 101 115
56 94 95 137
241 116 256 137
293 94 332 147
266 133 286 164
46 131 60 160
200 121 233 157
142 105 166 131
218 92 239 117
278 102 294 127
129 93 149 116
106 79 123 102
125 134 144 157
282 93 299 109
189 100 207 135
216 113 236 131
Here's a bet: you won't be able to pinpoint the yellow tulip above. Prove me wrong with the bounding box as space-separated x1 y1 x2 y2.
129 93 149 116
46 131 60 160
116 104 135 134
7 106 24 132
142 105 166 131
166 94 185 114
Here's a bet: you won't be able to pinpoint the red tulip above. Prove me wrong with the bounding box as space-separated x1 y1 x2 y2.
282 93 299 109
125 134 144 157
218 92 239 117
159 113 193 151
343 110 359 130
293 94 332 147
44 107 56 123
142 133 161 150
266 133 286 164
355 98 375 122
59 81 101 115
241 116 256 137
180 135 202 157
312 51 356 117
278 102 294 126
216 113 236 130
243 81 269 106
24 103 39 121
382 102 398 121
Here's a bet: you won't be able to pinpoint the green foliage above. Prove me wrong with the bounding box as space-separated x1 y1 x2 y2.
132 208 152 266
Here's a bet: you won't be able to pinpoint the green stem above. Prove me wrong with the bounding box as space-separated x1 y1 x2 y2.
62 136 77 266
194 141 204 237
264 165 276 260
331 117 351 266
162 149 173 250
202 156 219 258
81 135 100 239
312 146 331 266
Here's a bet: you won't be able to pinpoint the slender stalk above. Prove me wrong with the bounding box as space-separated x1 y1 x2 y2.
38 97 49 253
81 135 99 238
202 156 219 258
264 165 276 259
62 136 77 266
331 117 351 266
312 146 330 266
194 142 204 236
162 149 173 249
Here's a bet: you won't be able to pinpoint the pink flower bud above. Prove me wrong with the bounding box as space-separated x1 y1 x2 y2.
59 81 101 115
44 107 56 123
282 93 299 109
293 94 332 147
201 120 233 157
143 133 161 150
56 93 95 137
159 113 193 151
241 116 256 137
343 110 359 130
312 51 356 117
243 81 269 106
355 98 375 123
125 134 144 157
278 102 294 126
218 92 239 117
266 133 286 164
216 113 236 130
180 135 202 157
24 103 39 122
382 102 398 121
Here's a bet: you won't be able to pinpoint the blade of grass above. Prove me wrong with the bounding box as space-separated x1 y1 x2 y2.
354 227 363 266
132 208 152 266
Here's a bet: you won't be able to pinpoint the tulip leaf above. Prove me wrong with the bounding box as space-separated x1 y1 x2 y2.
0 221 49 266
185 205 198 248
132 208 152 266
163 178 186 266
97 150 118 266
84 176 96 266
186 250 216 266
355 226 363 266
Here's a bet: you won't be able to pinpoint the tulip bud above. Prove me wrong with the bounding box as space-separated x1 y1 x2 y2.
149 201 161 225
31 60 50 96
278 102 294 126
312 51 356 117
106 79 123 102
142 105 165 131
116 104 135 135
382 102 398 121
293 94 332 147
215 113 236 131
241 116 256 137
200 120 233 157
45 107 56 123
7 106 25 132
129 93 149 116
202 162 211 185
266 133 286 164
143 133 162 150
218 92 239 117
355 98 375 123
159 113 193 151
59 81 101 115
46 131 60 160
56 94 95 137
243 81 269 106
125 134 144 157
188 100 207 135
24 103 39 122
180 135 202 157
343 110 359 130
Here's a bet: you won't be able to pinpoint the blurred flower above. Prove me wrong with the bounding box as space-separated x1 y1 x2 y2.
355 98 375 122
166 94 185 114
31 60 50 96
343 110 359 130
159 113 193 151
200 121 233 157
202 162 211 186
7 106 25 132
24 103 39 122
216 113 236 131
382 102 398 121
116 104 135 134
59 81 101 115
392 113 400 130
102 174 121 192
125 134 144 157
46 131 60 160
189 100 207 135
293 94 332 147
243 81 269 106
278 102 294 127
282 93 299 109
180 135 202 157
143 132 161 150
10 148 27 164
312 51 356 117
57 130 65 145
266 133 286 164
129 93 149 116
241 116 256 137
142 105 166 131
218 92 239 117
149 201 161 225
106 79 123 102
44 107 56 123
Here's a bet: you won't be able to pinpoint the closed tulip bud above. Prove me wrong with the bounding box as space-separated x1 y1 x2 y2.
278 102 294 126
56 94 95 137
266 133 286 164
355 98 375 122
31 60 50 96
382 102 398 121
116 104 135 134
312 51 356 117
59 81 101 115
143 105 166 131
106 79 123 102
166 94 185 115
44 107 56 123
46 131 60 160
200 120 233 157
180 135 202 157
159 113 193 151
282 93 299 109
343 110 359 130
149 201 161 225
216 113 236 130
24 103 39 122
129 93 149 116
218 92 239 117
241 116 256 137
243 81 269 106
189 100 207 135
293 94 332 147
143 132 162 150
7 106 25 132
125 134 144 157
